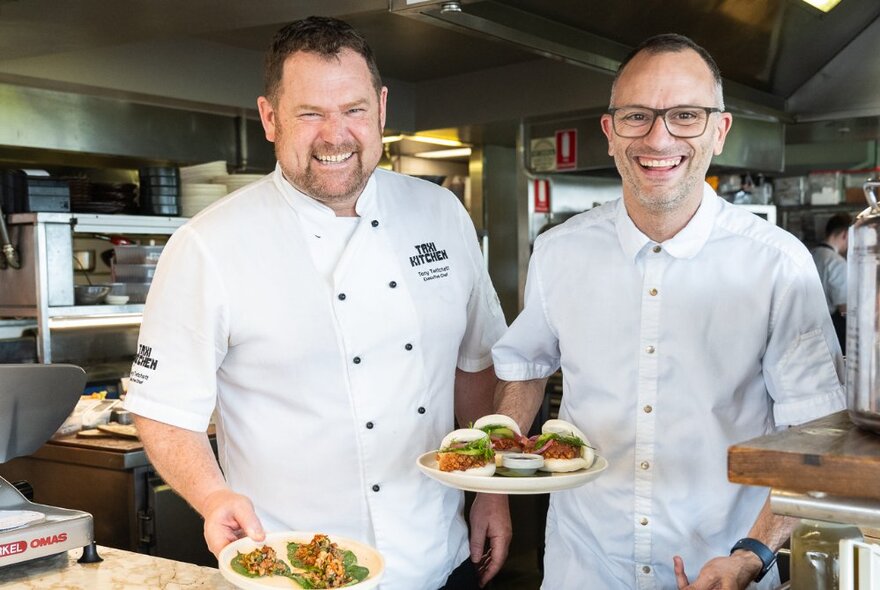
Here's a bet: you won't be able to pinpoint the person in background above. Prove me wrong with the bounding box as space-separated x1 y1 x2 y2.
492 34 845 589
812 212 851 353
123 16 510 590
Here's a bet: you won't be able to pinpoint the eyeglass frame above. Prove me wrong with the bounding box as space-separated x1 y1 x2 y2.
606 105 725 138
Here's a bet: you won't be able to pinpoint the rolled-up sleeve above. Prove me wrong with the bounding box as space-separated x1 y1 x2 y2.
763 259 846 426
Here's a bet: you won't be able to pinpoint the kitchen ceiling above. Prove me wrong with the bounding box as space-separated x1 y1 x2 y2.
0 0 879 149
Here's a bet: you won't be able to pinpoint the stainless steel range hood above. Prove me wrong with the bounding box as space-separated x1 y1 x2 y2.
392 0 880 119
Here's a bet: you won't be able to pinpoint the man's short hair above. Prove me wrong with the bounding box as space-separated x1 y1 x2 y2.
610 33 724 109
825 213 852 238
264 16 382 104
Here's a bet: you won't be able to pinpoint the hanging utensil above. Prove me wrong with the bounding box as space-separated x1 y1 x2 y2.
0 201 20 269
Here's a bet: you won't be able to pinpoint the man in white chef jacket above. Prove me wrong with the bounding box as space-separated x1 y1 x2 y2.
123 16 510 590
492 34 845 590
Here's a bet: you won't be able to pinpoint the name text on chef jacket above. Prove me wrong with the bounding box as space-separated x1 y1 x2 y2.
409 242 448 267
133 344 159 370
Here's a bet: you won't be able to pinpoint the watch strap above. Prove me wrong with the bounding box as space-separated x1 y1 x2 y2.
730 537 777 582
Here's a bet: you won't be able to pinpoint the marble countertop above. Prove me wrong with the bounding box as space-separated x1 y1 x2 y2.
0 545 237 589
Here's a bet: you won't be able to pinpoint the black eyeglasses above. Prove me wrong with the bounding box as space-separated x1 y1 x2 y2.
607 106 723 138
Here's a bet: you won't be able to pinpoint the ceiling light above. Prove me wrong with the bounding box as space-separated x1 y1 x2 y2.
413 148 472 159
382 133 466 147
800 0 843 12
403 135 465 147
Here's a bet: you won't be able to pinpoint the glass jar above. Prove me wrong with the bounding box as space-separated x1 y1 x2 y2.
790 519 863 589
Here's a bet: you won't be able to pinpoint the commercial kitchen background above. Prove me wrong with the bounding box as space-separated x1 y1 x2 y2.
1 0 879 587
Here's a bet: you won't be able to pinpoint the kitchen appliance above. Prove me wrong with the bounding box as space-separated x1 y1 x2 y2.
845 180 880 433
0 363 101 567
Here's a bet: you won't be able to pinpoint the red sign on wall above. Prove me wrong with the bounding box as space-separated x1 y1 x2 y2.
555 129 577 170
534 179 550 213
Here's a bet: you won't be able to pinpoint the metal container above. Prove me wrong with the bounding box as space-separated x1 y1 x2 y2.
846 181 880 432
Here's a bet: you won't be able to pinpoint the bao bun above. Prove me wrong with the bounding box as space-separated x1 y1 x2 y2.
473 414 522 435
438 428 496 476
473 414 523 465
539 419 595 473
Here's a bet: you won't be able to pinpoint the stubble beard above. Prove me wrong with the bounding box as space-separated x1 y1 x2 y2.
617 147 703 214
284 148 371 206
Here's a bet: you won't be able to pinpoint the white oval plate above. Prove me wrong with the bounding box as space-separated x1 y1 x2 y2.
417 451 608 494
218 531 384 590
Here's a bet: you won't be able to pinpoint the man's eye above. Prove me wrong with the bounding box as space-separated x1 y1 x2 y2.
622 112 649 123
671 110 699 122
298 112 321 120
347 108 367 115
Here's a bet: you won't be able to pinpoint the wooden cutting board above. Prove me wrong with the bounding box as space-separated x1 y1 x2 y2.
728 411 880 501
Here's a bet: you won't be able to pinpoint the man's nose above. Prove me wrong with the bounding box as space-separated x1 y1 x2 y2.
642 115 676 147
319 112 349 142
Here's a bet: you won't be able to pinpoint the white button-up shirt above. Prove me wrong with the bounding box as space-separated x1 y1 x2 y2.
125 166 506 590
493 185 845 590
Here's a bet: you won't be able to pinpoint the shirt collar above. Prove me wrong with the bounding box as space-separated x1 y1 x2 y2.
616 182 721 261
272 162 377 218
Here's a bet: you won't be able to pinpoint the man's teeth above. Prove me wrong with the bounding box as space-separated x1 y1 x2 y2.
316 152 353 163
640 157 681 168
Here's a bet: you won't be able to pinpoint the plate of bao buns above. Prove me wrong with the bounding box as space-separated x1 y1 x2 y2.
417 415 608 494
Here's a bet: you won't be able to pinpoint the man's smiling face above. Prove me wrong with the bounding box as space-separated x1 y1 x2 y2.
601 49 732 215
258 48 387 210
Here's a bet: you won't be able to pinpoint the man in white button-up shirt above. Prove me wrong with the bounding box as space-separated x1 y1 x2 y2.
493 34 845 590
125 17 510 590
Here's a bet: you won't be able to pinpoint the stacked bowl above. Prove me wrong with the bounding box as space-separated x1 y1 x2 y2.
179 161 228 217
138 167 180 216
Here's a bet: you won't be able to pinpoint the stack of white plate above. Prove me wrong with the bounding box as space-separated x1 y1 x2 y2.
180 183 228 217
212 174 265 193
179 161 228 184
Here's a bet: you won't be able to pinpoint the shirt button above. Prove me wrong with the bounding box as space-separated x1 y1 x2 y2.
644 404 653 413
418 407 426 414
353 356 361 364
405 343 413 351
371 220 379 227
649 288 658 296
338 293 346 301
366 421 374 429
646 345 655 354
642 565 651 574
640 517 649 526
371 484 380 492
389 281 397 288
640 461 650 470
652 245 661 253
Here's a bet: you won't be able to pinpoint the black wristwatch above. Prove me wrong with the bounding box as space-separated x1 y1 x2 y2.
730 537 777 582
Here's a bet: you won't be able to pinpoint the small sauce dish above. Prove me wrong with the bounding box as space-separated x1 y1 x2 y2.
501 453 544 475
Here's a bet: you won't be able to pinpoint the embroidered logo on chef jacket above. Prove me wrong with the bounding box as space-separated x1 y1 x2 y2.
129 344 159 384
409 241 451 281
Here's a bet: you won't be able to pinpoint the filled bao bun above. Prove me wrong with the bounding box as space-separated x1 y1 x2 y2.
437 428 496 476
534 419 595 473
474 414 523 465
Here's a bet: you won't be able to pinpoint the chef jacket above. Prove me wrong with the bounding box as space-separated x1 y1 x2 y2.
124 165 506 590
811 244 847 314
492 184 845 590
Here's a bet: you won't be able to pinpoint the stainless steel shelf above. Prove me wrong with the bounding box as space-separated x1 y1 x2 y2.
0 305 145 318
6 212 187 235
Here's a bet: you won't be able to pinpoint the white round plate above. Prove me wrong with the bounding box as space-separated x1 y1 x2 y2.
417 451 608 494
218 531 384 590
